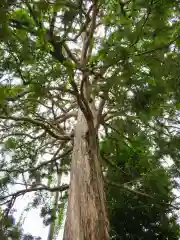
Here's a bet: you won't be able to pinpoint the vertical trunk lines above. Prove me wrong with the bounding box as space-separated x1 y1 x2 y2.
63 107 109 240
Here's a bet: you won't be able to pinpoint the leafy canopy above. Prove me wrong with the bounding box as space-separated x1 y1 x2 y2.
0 0 179 239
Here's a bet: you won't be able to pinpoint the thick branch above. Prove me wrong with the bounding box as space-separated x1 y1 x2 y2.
56 111 77 123
81 2 98 65
0 116 72 140
95 95 107 129
80 72 94 126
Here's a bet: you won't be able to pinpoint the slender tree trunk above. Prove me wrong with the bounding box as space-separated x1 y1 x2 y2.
63 106 109 240
48 172 62 240
0 231 7 240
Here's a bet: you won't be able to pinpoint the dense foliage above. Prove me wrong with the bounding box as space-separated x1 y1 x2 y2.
0 0 179 239
103 126 180 239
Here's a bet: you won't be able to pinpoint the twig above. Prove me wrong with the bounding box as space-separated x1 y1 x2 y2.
5 90 29 102
130 0 153 48
135 35 180 56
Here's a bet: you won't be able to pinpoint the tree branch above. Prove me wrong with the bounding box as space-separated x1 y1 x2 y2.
0 149 72 175
56 111 77 123
95 94 107 129
24 0 42 28
80 72 94 125
5 90 29 102
101 154 130 175
130 0 153 48
135 35 180 56
81 2 98 65
63 43 80 67
105 180 180 210
49 7 57 38
0 116 72 140
0 184 69 201
105 179 153 199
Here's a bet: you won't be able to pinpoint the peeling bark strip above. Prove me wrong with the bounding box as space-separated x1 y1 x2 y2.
63 108 109 240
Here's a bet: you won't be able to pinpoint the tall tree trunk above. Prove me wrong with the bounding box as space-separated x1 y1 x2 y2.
63 107 109 240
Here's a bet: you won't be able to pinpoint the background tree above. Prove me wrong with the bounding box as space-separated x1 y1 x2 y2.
102 126 180 239
0 0 179 239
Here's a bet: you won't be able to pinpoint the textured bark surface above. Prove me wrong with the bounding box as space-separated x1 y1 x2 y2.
63 108 109 240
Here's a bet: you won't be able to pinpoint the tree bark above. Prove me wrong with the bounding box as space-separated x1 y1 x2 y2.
63 107 109 240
